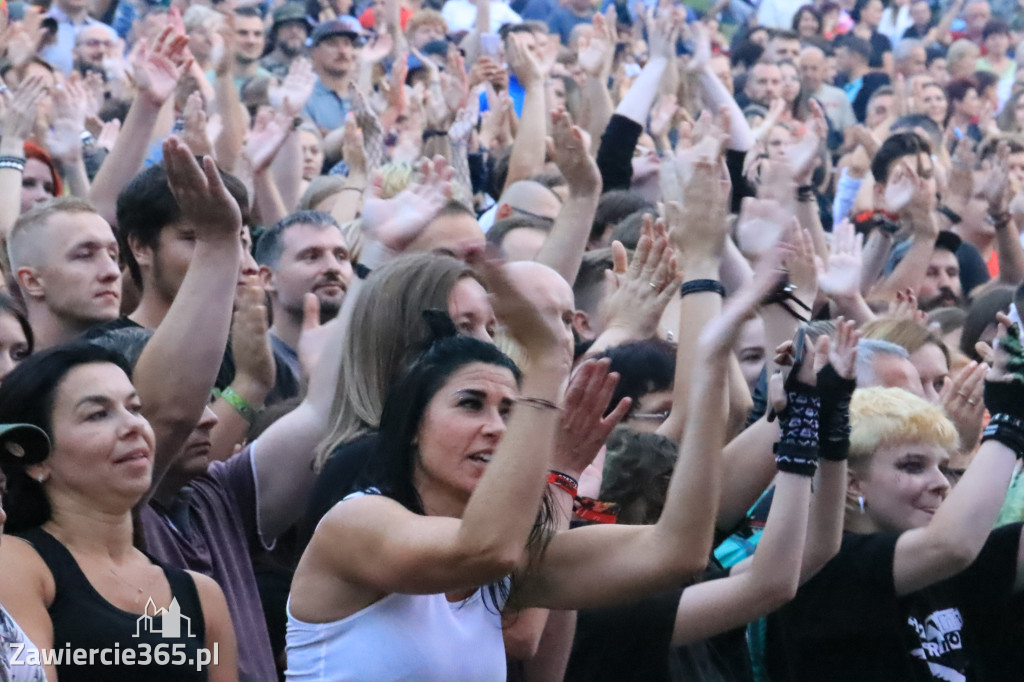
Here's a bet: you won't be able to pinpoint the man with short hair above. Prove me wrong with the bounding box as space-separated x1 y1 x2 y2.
261 3 312 79
72 24 118 76
233 8 274 89
764 30 801 63
7 198 121 350
42 0 115 74
255 211 353 380
952 0 990 45
855 339 926 398
304 18 363 144
743 62 783 107
893 38 927 78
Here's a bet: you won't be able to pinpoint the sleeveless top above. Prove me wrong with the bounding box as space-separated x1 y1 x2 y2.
286 587 508 681
286 490 508 681
14 528 209 682
0 604 45 682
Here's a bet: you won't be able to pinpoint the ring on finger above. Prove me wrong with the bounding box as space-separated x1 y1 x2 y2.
648 282 658 289
967 398 977 406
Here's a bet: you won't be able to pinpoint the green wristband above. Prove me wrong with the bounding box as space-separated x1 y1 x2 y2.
214 387 259 423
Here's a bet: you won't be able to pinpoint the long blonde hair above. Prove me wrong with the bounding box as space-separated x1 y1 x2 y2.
314 252 474 470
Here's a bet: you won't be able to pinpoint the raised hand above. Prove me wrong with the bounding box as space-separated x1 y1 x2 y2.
96 118 121 152
666 126 730 264
132 26 191 107
551 108 600 196
553 358 631 478
887 289 927 323
647 9 682 61
179 91 213 159
359 155 453 251
47 76 90 163
577 7 616 79
244 108 293 173
5 8 45 69
361 32 394 64
2 73 47 144
782 222 818 311
441 51 470 115
940 359 986 442
684 21 712 72
231 283 277 397
884 158 936 222
269 58 316 118
341 113 368 178
506 32 543 88
162 136 242 246
980 141 1011 215
815 219 864 303
599 215 678 338
814 317 859 379
473 252 573 367
734 196 790 259
648 94 678 143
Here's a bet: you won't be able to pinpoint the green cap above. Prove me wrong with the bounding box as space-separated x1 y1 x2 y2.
0 424 50 467
272 3 312 30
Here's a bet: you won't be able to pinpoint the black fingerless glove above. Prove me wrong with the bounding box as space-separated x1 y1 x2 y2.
774 382 821 477
816 364 856 462
982 328 1024 457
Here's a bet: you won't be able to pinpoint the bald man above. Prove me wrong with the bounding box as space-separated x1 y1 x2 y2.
799 46 856 130
505 261 576 358
479 180 565 231
7 197 122 350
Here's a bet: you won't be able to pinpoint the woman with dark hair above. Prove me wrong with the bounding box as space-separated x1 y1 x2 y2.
850 0 893 72
945 78 984 142
0 344 238 682
792 5 823 40
601 339 675 433
0 292 31 383
286 256 771 680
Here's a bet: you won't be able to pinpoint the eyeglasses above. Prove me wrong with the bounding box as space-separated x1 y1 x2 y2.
82 39 116 48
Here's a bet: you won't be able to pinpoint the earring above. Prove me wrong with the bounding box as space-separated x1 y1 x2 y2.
36 475 45 483
857 495 866 514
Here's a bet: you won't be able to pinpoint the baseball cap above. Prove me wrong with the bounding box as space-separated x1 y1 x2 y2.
272 3 312 31
310 16 364 47
0 424 50 468
884 230 962 275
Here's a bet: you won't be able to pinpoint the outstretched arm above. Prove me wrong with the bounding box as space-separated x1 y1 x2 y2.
534 110 602 284
502 32 547 191
892 315 1024 595
89 27 189 227
135 138 243 493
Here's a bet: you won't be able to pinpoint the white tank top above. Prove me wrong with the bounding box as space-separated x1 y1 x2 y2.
285 585 508 681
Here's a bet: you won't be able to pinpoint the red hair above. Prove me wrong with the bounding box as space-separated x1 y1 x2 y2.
22 140 63 198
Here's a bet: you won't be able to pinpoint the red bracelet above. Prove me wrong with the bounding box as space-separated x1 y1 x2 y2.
547 470 578 498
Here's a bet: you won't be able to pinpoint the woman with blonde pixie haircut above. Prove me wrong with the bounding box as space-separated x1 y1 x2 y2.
766 318 1024 682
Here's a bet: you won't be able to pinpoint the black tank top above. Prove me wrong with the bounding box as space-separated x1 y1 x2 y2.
15 528 209 682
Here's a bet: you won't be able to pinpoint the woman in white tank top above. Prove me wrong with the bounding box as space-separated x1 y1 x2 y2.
287 213 777 680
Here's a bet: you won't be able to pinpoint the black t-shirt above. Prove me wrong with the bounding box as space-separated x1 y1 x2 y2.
85 316 300 406
765 524 1023 681
567 566 753 682
296 432 380 560
867 32 893 69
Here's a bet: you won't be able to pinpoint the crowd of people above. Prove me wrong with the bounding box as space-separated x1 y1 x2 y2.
0 0 1022 679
